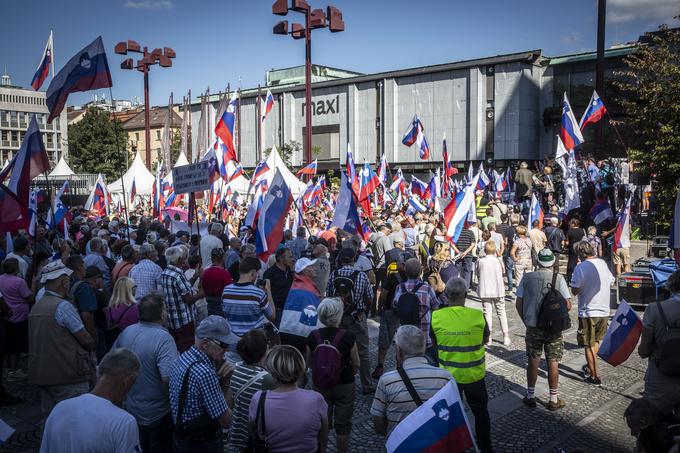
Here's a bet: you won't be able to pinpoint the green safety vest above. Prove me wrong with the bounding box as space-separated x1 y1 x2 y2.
431 306 486 384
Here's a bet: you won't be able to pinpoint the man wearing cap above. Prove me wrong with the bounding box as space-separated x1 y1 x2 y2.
201 248 234 317
28 261 96 414
515 249 573 411
279 257 322 354
169 316 236 452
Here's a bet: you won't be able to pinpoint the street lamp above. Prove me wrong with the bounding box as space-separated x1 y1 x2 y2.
272 0 344 166
114 40 175 170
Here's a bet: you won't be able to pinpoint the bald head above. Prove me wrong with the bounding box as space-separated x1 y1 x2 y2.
404 258 422 279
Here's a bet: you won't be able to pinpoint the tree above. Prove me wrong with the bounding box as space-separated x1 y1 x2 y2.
67 108 129 180
264 140 300 168
171 128 182 165
613 24 680 225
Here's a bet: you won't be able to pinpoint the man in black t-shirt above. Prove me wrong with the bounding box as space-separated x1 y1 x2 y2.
453 225 476 290
503 214 520 292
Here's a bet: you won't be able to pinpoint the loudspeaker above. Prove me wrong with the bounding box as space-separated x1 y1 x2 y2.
630 173 650 186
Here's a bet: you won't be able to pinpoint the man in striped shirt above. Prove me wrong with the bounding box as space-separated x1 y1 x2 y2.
370 325 453 436
221 257 275 355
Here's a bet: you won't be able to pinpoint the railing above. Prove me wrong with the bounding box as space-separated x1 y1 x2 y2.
31 174 101 196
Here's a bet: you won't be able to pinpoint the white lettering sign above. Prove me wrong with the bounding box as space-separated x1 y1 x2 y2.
172 162 211 194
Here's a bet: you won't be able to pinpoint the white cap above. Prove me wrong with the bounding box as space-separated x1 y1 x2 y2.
40 261 73 284
295 258 317 274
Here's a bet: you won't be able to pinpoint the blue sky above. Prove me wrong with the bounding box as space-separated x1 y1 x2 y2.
1 0 678 106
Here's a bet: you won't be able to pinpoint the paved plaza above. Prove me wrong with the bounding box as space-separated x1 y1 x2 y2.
0 244 652 452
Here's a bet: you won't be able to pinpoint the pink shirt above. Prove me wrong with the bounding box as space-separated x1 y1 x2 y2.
0 274 32 322
105 303 139 331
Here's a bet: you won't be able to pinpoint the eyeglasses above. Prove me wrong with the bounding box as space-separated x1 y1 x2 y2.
209 339 229 350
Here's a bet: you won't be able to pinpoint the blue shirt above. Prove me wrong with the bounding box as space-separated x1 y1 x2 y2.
113 322 178 426
169 347 229 424
221 283 272 341
70 278 98 313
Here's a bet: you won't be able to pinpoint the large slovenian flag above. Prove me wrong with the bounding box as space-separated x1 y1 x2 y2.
46 36 112 123
261 88 275 122
416 118 431 160
215 92 238 164
255 170 293 262
331 172 364 238
669 182 680 250
589 197 614 225
296 160 318 178
444 174 478 242
527 193 544 230
598 300 642 366
279 274 323 338
31 31 53 91
613 196 632 254
359 161 380 201
560 93 584 151
386 380 474 453
580 90 607 131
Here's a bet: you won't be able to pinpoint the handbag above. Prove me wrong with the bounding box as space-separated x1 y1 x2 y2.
174 362 220 442
427 259 447 294
245 391 270 453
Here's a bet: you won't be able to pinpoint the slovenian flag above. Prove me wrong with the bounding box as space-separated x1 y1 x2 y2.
598 300 642 366
580 90 607 131
613 196 632 254
476 162 490 191
331 172 364 238
560 93 584 151
527 193 544 230
261 88 274 122
255 170 293 261
402 115 419 146
386 381 475 453
296 160 318 178
31 31 53 91
589 197 613 225
215 92 238 164
444 174 478 242
416 118 431 160
410 176 429 200
279 273 323 338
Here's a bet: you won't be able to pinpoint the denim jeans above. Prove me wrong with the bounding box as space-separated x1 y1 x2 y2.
504 255 515 290
457 256 475 290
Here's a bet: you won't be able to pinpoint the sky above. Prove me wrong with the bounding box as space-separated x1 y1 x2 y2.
1 0 678 107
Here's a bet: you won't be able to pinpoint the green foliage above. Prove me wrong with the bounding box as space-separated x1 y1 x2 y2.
171 129 181 165
67 108 129 180
613 24 680 225
326 169 340 188
264 140 300 168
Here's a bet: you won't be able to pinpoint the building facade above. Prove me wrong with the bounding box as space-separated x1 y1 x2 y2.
121 106 182 169
0 71 68 165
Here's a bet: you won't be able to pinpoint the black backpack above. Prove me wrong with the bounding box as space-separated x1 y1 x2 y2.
396 282 426 326
334 270 359 312
654 302 680 376
537 272 571 335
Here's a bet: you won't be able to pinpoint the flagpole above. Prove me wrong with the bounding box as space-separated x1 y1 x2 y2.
42 171 57 227
50 29 55 77
109 88 131 231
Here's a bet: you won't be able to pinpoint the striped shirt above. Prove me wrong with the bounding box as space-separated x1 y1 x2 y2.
393 279 440 346
227 364 275 452
221 283 273 340
454 229 475 253
370 357 453 435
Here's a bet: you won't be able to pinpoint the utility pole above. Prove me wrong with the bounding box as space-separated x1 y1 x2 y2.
595 0 606 158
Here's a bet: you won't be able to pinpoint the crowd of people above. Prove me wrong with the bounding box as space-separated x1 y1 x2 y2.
0 158 676 453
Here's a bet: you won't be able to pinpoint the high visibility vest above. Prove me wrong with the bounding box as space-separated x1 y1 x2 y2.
476 196 489 219
431 306 486 384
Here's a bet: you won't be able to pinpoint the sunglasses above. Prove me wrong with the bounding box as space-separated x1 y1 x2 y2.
209 339 229 350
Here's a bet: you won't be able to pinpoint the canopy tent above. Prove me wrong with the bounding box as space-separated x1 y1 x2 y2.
164 150 191 187
262 146 308 196
220 160 251 195
49 156 75 177
109 152 155 195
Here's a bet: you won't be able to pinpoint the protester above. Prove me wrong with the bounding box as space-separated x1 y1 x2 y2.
200 223 226 269
287 227 309 260
510 225 533 287
130 243 162 300
65 256 99 345
201 247 234 317
528 219 547 261
452 224 476 289
0 258 32 380
40 348 142 453
570 241 614 385
104 277 139 345
373 254 407 379
431 277 492 452
515 161 534 213
477 241 511 346
249 345 329 453
503 214 519 291
6 235 30 280
111 244 136 284
516 249 572 410
228 243 257 282
566 218 586 282
263 247 294 325
279 257 322 354
583 226 603 257
544 216 566 261
113 293 178 453
84 237 112 291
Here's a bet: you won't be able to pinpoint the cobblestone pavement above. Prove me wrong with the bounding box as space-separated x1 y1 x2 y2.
0 244 652 452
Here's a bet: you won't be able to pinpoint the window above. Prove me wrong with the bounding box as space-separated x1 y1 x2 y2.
156 130 161 140
11 131 17 142
135 132 139 141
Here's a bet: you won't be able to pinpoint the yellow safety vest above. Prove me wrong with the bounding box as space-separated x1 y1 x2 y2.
476 196 488 220
431 306 486 384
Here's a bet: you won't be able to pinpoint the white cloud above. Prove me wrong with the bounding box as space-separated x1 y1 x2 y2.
124 0 174 10
562 32 583 45
607 0 679 24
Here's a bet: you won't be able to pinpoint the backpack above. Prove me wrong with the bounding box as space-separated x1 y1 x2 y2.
396 282 426 326
333 270 359 312
654 302 680 376
537 272 571 335
310 329 345 389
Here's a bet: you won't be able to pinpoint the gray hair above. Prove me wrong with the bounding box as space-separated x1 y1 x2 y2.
139 243 156 259
444 277 468 305
510 214 520 226
138 293 165 322
210 223 223 236
404 258 422 279
146 231 158 243
89 237 104 253
317 298 344 328
165 246 184 265
265 345 306 384
575 241 595 260
395 325 426 358
551 217 560 227
97 348 140 380
241 243 256 257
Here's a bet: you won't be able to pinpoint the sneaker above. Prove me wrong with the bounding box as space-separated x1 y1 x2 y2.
581 364 591 378
522 396 536 408
548 399 566 411
584 376 602 386
503 336 512 347
371 365 384 379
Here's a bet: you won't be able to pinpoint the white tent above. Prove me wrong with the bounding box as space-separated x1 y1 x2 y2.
49 156 75 177
221 160 251 194
109 152 155 195
174 150 189 167
262 146 307 195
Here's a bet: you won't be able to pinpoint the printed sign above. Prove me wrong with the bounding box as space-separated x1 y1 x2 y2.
172 162 211 194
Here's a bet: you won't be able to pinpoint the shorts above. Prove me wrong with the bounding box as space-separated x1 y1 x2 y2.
317 382 355 435
525 327 563 361
612 247 630 266
378 309 400 350
577 317 608 347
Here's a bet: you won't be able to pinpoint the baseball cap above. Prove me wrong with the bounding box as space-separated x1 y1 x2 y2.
295 257 317 274
338 247 356 262
40 261 73 284
196 315 239 345
537 249 556 268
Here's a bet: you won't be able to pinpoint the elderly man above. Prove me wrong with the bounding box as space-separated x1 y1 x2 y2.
200 223 226 269
28 261 95 415
370 325 452 436
84 237 112 291
169 316 236 452
114 294 178 453
516 249 572 410
130 243 162 301
159 246 204 353
41 348 142 453
431 277 492 453
279 258 322 354
286 227 309 260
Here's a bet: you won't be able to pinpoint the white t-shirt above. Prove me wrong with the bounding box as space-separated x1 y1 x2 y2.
40 393 140 453
200 234 224 269
570 258 615 318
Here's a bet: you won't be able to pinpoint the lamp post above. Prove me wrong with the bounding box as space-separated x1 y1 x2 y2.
114 40 175 170
272 0 344 166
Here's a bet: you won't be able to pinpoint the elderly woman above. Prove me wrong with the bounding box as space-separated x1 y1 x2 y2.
0 258 33 380
249 345 329 453
306 298 359 453
476 241 510 346
510 225 533 288
227 330 276 453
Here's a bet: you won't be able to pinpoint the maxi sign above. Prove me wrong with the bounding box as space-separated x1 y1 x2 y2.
172 161 211 194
